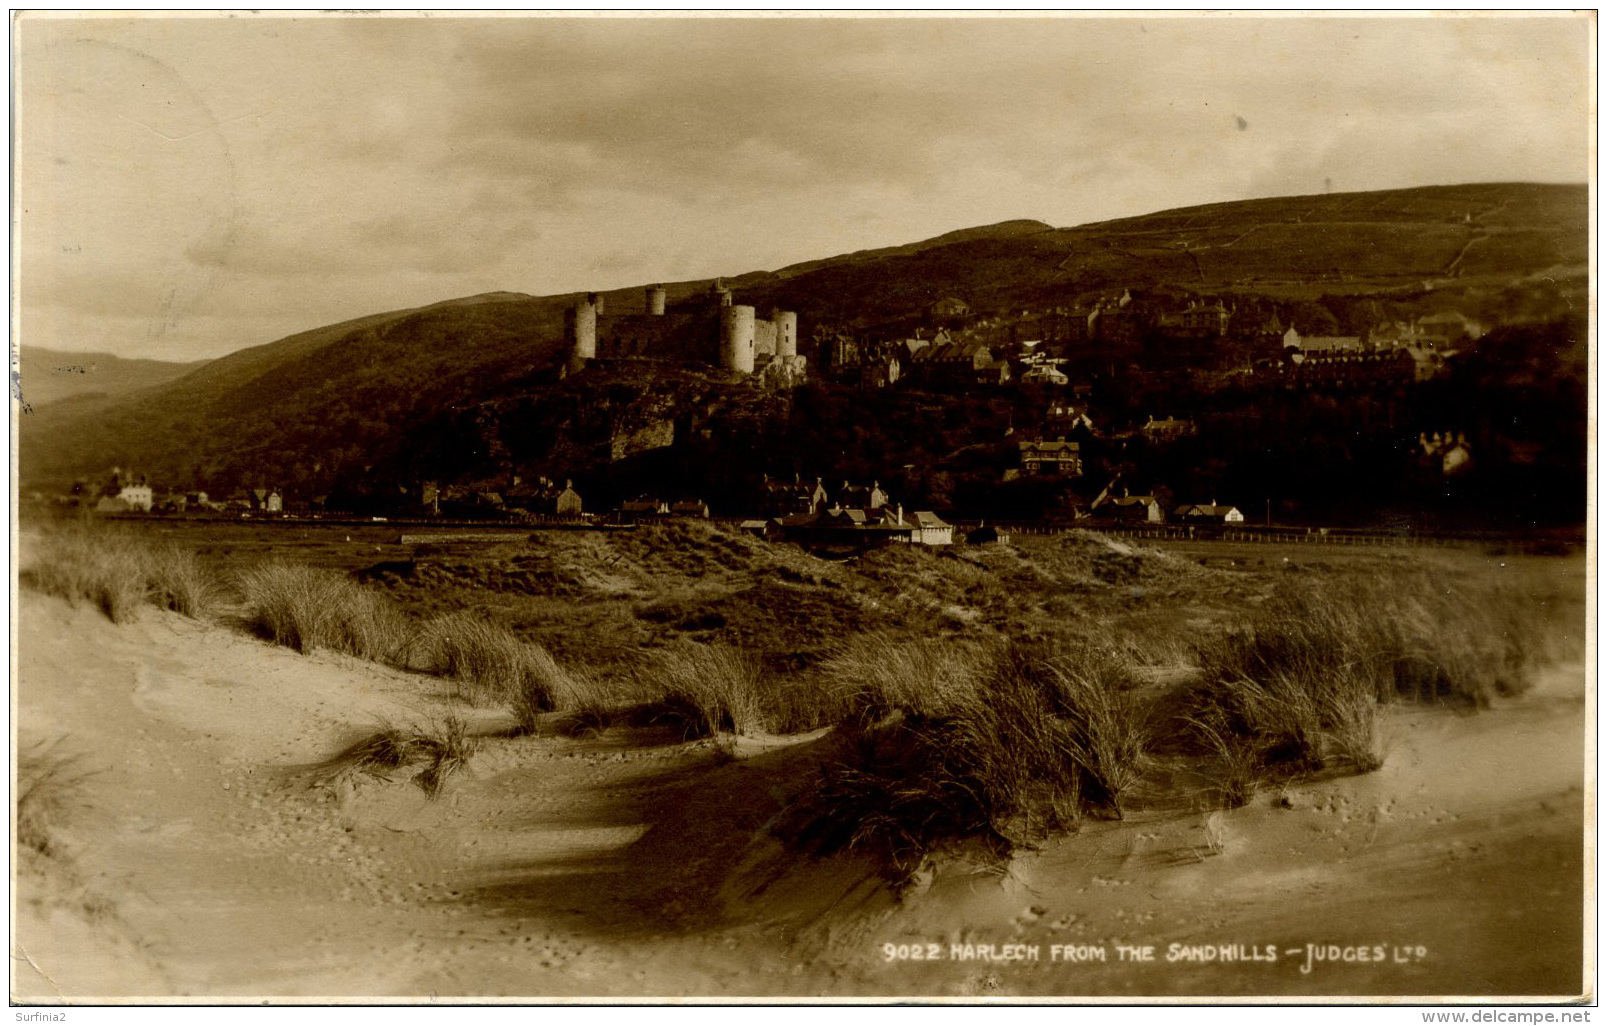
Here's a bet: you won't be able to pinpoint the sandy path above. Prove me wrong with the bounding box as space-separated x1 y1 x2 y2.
13 595 1590 1000
14 596 847 998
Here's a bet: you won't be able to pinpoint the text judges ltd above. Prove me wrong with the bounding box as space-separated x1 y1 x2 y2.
883 942 1430 973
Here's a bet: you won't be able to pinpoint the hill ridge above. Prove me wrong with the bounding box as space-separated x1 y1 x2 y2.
19 181 1586 503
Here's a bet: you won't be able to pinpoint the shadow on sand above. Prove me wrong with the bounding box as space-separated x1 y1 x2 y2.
445 728 888 943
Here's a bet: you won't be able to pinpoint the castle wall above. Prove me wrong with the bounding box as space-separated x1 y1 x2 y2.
596 312 709 361
754 317 779 359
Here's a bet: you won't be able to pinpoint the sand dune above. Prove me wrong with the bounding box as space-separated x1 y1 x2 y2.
13 593 1587 1000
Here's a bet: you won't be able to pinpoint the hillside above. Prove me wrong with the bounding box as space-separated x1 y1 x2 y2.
719 183 1586 328
19 182 1587 501
22 293 568 495
18 347 210 407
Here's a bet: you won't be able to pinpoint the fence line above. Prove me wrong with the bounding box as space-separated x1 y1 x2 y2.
110 510 1575 552
942 521 1572 551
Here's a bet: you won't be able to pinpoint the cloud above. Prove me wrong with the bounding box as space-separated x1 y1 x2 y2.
15 13 1593 361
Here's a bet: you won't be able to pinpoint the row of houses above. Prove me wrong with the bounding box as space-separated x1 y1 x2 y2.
1282 313 1484 353
1011 411 1199 479
425 477 584 518
748 504 954 547
1260 343 1449 390
72 469 292 515
823 289 1489 392
619 497 711 521
1089 488 1246 525
821 330 1012 389
760 474 891 517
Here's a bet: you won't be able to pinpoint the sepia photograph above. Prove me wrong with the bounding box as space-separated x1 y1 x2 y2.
10 10 1594 1004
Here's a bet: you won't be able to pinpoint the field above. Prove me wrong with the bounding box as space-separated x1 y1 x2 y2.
13 514 1589 999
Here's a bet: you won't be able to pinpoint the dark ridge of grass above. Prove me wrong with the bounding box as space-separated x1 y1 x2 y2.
1196 564 1565 710
22 521 216 622
1167 565 1558 804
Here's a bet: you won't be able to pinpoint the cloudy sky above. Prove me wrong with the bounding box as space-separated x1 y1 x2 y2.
17 13 1594 362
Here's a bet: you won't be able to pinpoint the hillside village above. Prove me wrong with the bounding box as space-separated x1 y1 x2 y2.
58 279 1525 542
25 183 1586 538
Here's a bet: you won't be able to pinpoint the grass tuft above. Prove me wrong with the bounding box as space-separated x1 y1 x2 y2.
782 638 1150 887
629 643 767 738
1172 562 1568 802
419 612 575 725
1036 646 1151 818
238 563 414 662
822 632 990 722
1184 711 1265 808
22 522 216 622
1197 567 1560 709
324 712 480 798
17 740 98 860
143 541 214 617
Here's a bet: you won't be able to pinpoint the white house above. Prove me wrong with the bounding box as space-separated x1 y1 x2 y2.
910 510 953 546
1021 364 1070 386
116 483 153 511
1174 502 1245 524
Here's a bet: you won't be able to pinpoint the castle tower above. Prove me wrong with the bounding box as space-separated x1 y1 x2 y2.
719 305 756 374
711 278 733 308
645 284 667 316
565 291 602 373
773 310 798 359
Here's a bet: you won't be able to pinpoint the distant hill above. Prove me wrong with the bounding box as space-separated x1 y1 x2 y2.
19 182 1586 498
767 218 1054 279
19 347 210 407
21 292 568 494
715 182 1586 328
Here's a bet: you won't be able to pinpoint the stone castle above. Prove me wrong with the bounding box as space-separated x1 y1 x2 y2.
565 280 807 384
